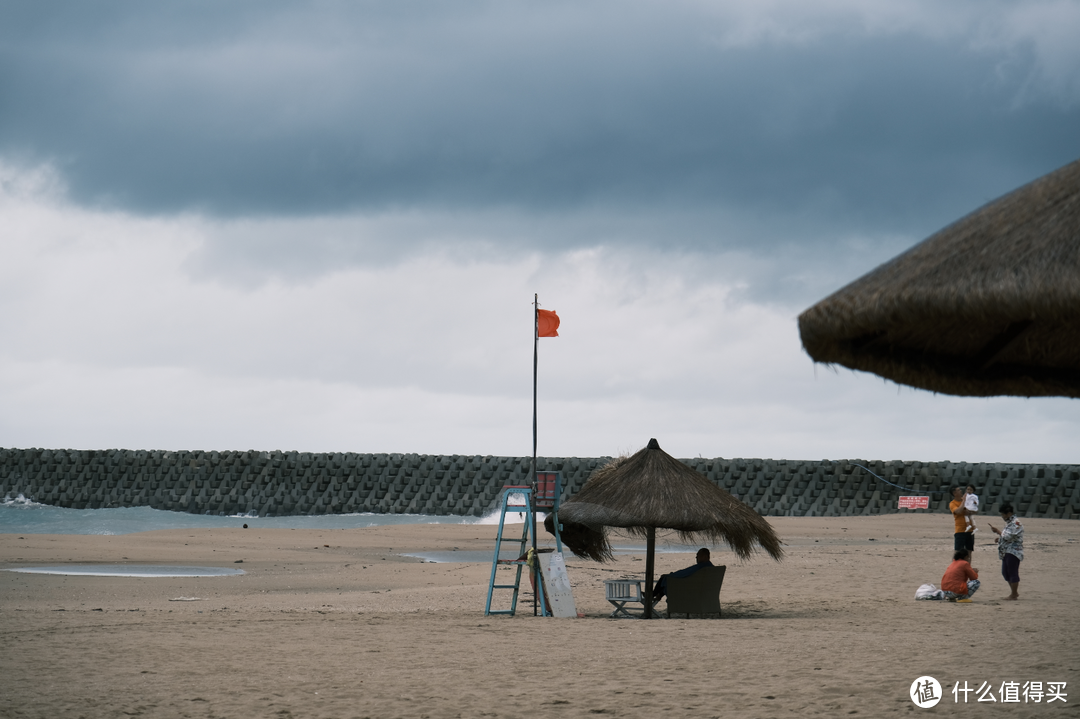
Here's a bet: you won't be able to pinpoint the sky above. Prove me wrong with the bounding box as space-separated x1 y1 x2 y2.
2 1 1079 463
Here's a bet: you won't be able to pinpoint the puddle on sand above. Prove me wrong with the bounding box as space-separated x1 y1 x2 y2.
5 565 246 577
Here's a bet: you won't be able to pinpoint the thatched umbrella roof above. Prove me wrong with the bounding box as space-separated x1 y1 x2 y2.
547 439 784 562
798 157 1080 398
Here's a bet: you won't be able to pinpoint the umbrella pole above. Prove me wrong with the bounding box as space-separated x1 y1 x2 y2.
644 526 655 619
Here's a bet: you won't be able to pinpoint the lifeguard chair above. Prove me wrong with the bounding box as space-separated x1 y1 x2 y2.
484 472 564 616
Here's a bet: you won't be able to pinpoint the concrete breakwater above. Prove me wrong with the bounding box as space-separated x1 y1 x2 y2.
2 447 1078 520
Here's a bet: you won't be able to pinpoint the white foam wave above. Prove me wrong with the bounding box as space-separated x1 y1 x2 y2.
472 507 546 525
1 493 45 508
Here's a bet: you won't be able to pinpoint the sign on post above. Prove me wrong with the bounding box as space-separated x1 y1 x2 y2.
899 496 930 509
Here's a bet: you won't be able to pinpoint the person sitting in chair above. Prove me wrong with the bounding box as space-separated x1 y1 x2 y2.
652 548 713 603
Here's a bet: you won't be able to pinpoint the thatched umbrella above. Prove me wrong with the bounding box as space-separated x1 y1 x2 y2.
546 438 783 618
799 157 1080 398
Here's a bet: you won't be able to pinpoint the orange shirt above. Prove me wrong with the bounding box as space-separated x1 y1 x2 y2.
950 499 967 533
941 559 978 595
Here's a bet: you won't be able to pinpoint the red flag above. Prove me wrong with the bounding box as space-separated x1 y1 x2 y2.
537 309 560 337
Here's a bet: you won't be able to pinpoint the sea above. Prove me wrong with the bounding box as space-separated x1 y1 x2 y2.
0 493 707 561
0 492 522 535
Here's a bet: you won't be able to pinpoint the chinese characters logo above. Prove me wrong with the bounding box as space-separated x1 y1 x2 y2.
910 676 942 708
910 677 1067 707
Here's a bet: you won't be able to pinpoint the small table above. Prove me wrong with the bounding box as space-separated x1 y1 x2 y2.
604 578 656 618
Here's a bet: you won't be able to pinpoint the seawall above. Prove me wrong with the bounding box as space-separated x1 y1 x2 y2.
2 447 1078 520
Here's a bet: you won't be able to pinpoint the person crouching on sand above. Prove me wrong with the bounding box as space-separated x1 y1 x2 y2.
989 502 1023 601
941 549 980 602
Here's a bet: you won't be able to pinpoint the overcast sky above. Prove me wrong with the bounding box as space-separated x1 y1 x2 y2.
2 1 1079 463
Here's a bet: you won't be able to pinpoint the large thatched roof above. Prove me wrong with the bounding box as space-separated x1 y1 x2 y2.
547 439 783 562
798 157 1080 398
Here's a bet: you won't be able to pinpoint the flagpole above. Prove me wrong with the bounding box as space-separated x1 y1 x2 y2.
532 293 539 616
532 293 538 495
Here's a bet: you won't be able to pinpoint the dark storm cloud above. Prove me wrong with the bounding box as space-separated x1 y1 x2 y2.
2 1 1078 250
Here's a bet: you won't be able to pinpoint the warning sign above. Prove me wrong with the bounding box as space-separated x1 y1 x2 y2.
899 496 930 509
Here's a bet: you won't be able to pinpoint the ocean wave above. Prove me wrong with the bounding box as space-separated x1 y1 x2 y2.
1 493 46 508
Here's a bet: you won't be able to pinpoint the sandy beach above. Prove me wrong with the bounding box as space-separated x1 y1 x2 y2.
2 515 1078 718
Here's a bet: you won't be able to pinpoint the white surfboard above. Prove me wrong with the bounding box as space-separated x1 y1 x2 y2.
538 551 578 618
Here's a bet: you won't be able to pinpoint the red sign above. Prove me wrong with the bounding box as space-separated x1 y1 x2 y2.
899 496 929 509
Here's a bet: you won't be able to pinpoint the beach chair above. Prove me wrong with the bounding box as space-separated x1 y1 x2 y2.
665 565 726 618
604 578 649 618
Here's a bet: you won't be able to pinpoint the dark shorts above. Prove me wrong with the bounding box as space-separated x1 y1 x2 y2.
1001 553 1021 583
954 532 975 552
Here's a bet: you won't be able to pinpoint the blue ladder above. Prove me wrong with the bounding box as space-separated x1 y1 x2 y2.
484 486 547 616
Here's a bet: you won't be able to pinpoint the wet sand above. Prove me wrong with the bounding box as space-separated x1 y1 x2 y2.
2 515 1078 718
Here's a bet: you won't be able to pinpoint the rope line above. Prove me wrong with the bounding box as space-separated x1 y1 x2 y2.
852 463 929 495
